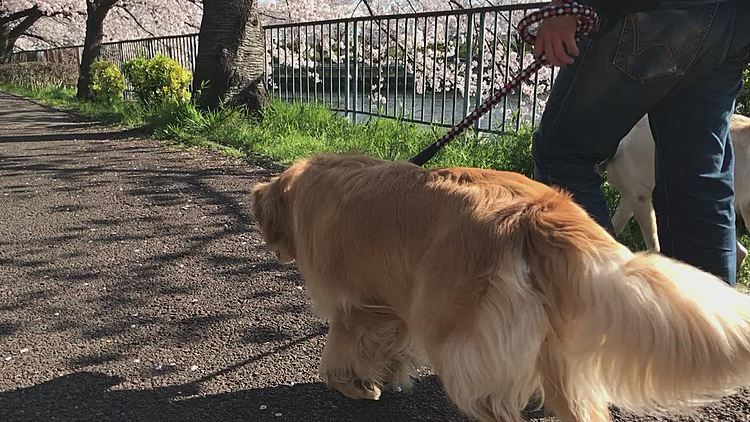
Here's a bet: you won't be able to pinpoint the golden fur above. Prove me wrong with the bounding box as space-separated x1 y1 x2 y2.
252 153 750 422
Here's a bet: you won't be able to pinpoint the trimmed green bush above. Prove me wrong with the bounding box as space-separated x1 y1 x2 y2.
737 67 749 116
122 55 191 105
89 60 125 104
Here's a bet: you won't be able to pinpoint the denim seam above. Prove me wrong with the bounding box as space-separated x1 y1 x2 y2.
671 4 717 66
546 38 595 132
650 121 675 255
717 5 737 64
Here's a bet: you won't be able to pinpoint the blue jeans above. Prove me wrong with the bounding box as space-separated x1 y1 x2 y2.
532 1 750 285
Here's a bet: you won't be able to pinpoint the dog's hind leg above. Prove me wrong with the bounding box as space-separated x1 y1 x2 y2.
538 342 611 422
611 198 634 236
319 307 411 400
427 326 545 422
415 274 550 422
630 194 660 252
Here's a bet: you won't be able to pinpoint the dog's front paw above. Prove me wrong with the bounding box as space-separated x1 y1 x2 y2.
328 378 382 400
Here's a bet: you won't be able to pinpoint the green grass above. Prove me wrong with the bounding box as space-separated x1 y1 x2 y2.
2 82 747 286
0 83 535 171
0 84 146 126
167 101 538 173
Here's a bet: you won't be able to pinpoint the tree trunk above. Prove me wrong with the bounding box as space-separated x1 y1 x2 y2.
193 0 269 113
0 8 44 64
0 23 13 64
76 0 117 99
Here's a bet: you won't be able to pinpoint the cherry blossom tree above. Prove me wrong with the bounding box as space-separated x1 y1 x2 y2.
9 0 202 52
0 0 78 62
76 0 202 99
194 0 268 112
3 0 202 100
5 0 551 125
77 0 119 99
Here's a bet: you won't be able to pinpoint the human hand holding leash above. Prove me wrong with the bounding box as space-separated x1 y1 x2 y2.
409 1 597 166
534 0 580 66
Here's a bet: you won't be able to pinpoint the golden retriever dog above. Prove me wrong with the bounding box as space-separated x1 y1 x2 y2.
252 153 750 422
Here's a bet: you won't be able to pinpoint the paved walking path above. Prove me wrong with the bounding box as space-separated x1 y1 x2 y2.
0 92 748 422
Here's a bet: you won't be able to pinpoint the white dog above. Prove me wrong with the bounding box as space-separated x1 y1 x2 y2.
606 114 750 269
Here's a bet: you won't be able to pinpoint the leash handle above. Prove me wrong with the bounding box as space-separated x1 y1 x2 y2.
517 2 598 46
409 1 598 166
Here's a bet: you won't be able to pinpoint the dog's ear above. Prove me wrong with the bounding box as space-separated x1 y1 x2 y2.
252 180 282 245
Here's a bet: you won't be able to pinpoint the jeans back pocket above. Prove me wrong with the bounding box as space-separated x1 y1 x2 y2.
613 5 718 83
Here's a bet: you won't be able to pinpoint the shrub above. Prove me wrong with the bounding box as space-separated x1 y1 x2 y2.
89 60 125 104
0 62 78 87
122 55 191 105
737 67 750 116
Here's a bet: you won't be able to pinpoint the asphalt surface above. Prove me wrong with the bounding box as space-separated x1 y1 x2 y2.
1 92 749 422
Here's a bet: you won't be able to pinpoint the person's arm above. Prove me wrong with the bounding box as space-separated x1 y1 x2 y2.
533 0 580 66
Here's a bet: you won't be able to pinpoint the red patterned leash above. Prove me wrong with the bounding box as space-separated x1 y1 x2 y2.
409 1 598 166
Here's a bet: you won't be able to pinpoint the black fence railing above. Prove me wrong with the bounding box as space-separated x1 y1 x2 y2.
9 2 553 133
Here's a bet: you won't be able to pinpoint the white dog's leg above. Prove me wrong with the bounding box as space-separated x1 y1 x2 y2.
630 194 660 252
736 201 750 271
611 191 660 252
736 240 747 272
611 199 634 236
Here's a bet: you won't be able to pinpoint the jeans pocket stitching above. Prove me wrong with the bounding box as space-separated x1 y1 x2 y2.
613 6 718 84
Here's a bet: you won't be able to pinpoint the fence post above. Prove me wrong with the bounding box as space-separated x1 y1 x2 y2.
263 28 273 92
345 21 351 121
462 13 474 121
118 42 125 66
474 12 486 131
353 21 359 123
291 26 296 101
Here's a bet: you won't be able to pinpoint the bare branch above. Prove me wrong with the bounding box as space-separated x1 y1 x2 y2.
20 32 60 48
115 4 158 38
8 8 44 40
448 0 465 10
283 0 293 21
351 0 375 17
259 11 288 21
182 0 203 10
362 0 375 15
0 6 39 25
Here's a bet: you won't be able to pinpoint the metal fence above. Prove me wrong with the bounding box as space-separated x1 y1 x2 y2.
9 33 200 74
9 2 552 133
265 2 552 133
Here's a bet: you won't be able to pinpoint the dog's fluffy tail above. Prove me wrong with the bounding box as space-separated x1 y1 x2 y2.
578 253 750 413
527 192 750 416
529 191 750 413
